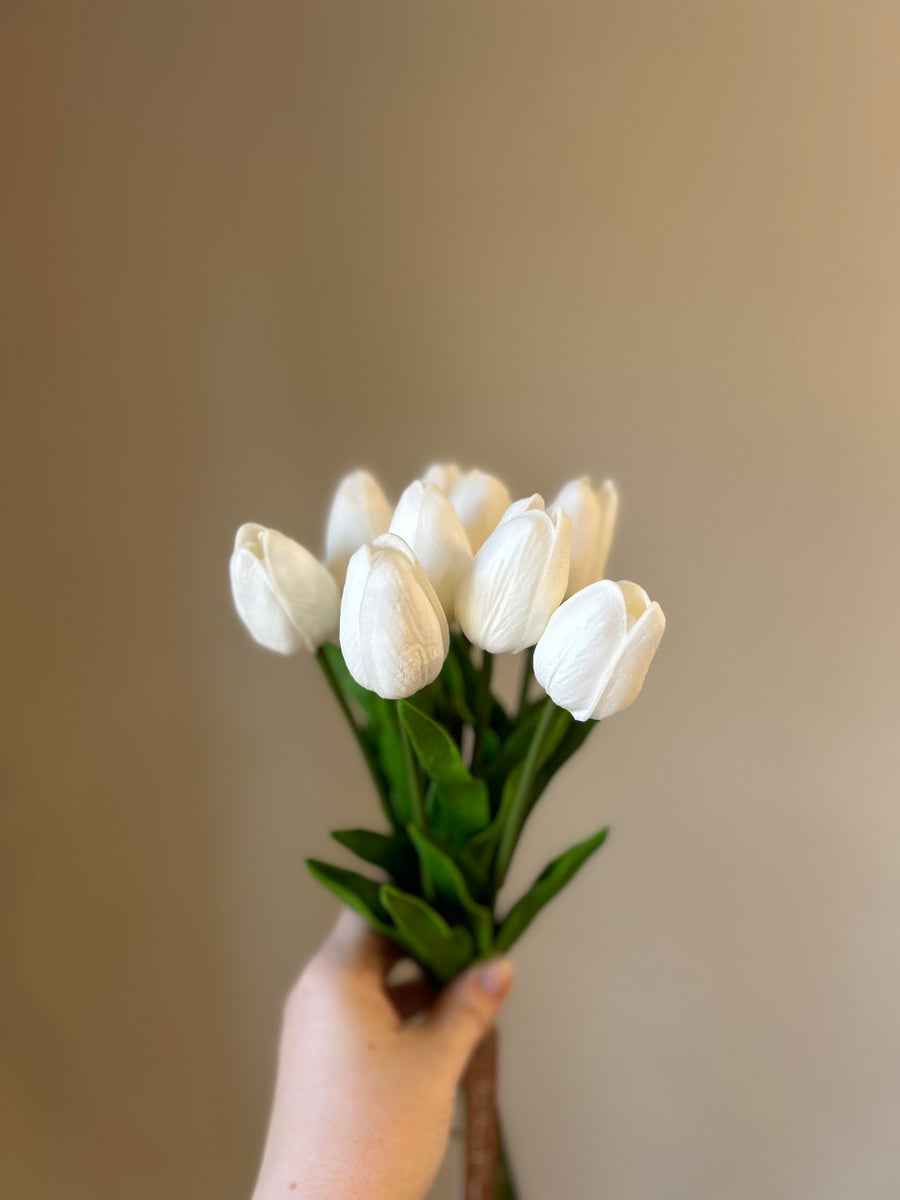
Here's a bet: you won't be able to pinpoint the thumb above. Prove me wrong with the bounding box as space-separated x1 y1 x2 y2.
418 957 514 1079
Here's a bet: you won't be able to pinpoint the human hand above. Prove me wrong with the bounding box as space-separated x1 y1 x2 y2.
252 910 514 1200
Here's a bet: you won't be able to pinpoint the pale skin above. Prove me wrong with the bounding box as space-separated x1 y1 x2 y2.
253 910 514 1200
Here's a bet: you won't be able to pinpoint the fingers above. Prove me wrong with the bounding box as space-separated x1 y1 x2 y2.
317 908 402 976
415 958 514 1079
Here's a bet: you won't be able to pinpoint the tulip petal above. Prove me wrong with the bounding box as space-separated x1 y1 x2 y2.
234 522 267 553
533 580 628 720
618 580 652 625
449 470 512 552
592 479 619 580
325 469 393 587
389 481 473 619
591 600 665 720
359 552 448 699
552 477 619 597
422 462 462 494
373 533 450 658
456 506 571 653
340 535 449 699
499 493 545 523
552 478 601 597
230 546 305 654
261 528 340 650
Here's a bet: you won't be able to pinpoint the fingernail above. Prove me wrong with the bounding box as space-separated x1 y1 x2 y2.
475 957 513 999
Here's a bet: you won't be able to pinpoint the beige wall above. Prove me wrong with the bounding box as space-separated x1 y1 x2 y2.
3 2 899 1197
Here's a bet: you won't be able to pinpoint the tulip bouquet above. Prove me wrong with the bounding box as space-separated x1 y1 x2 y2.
230 464 665 1197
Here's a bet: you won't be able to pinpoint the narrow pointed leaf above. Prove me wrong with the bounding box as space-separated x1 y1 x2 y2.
408 826 494 952
398 699 474 787
380 885 475 983
330 829 418 890
306 859 407 947
399 701 490 844
539 717 599 785
494 828 610 952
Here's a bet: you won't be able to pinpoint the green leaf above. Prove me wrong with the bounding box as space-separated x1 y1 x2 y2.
408 826 495 953
398 701 490 845
380 886 475 982
540 716 599 781
530 717 600 813
398 699 473 786
306 859 405 945
330 829 418 890
481 728 502 767
464 762 526 882
494 827 610 952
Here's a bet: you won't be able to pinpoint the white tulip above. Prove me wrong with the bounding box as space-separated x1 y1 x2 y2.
449 470 512 553
324 470 392 587
552 477 619 598
534 580 665 721
340 533 450 699
422 461 462 494
230 523 340 654
455 495 572 654
389 481 473 619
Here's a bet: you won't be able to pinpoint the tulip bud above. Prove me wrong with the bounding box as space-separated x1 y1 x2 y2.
551 477 619 598
422 461 462 494
389 481 473 619
340 533 450 699
455 495 572 654
324 470 393 588
534 579 665 721
449 470 512 553
230 523 340 654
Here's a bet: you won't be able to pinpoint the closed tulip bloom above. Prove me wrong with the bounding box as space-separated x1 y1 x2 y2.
340 533 450 699
552 476 619 598
449 470 512 552
534 579 665 721
455 495 572 654
389 481 473 619
324 470 392 587
230 523 340 654
421 461 462 494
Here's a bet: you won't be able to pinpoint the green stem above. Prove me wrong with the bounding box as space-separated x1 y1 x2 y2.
315 647 395 829
494 697 557 889
396 704 425 828
396 704 433 900
470 649 494 774
516 646 534 716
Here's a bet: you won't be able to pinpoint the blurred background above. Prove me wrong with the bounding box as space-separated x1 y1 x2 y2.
3 2 899 1197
